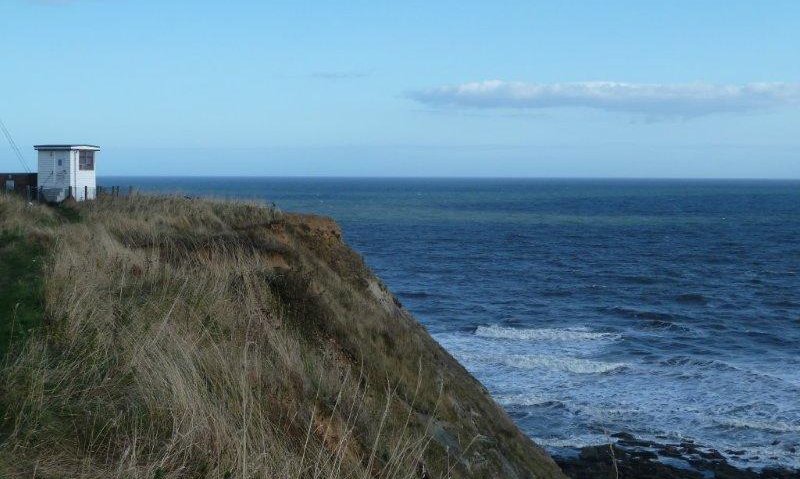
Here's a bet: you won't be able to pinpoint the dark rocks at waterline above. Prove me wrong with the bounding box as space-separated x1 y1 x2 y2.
556 444 698 479
554 442 800 479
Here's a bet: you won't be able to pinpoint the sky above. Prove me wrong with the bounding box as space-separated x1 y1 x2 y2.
1 0 799 178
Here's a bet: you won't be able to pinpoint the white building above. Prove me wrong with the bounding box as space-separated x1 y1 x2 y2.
34 144 99 202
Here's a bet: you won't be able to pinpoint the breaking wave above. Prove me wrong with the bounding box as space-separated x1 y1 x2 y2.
716 418 800 434
495 394 561 407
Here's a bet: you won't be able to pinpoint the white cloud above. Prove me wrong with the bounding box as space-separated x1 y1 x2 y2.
407 81 800 118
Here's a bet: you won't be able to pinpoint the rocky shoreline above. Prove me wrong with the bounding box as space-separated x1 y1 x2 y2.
553 433 800 479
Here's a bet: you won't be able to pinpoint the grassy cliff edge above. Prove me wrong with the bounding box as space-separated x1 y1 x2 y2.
0 194 565 479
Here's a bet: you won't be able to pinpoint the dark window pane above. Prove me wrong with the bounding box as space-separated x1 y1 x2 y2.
79 151 95 170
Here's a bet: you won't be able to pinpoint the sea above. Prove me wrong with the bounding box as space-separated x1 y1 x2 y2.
101 177 800 470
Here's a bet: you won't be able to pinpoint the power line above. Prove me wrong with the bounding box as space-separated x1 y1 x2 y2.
0 117 31 173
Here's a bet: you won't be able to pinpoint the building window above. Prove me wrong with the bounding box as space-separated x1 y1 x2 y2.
79 150 95 171
57 159 62 166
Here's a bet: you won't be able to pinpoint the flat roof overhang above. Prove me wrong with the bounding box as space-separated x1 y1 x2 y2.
34 144 100 151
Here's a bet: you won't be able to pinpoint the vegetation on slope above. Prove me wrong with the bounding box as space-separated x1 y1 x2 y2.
0 232 44 358
0 200 55 358
0 194 564 479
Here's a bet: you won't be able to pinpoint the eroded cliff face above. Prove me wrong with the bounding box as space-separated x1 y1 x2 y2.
0 194 565 479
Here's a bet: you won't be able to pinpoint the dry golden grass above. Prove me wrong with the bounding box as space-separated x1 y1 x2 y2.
0 194 565 479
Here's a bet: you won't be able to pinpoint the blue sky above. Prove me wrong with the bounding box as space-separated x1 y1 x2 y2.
1 0 799 177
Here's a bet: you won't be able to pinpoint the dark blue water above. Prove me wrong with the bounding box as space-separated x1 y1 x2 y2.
102 177 800 469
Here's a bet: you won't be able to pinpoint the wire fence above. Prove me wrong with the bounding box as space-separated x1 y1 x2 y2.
1 185 134 203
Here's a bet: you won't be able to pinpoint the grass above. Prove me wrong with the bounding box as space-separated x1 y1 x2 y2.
52 202 82 223
0 193 565 479
0 232 46 359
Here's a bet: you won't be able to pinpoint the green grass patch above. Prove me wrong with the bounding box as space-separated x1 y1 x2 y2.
53 203 82 223
0 232 46 359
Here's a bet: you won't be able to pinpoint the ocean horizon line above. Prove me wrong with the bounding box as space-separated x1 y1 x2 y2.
97 175 800 181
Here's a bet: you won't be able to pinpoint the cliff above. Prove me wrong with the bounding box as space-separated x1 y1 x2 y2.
0 194 565 479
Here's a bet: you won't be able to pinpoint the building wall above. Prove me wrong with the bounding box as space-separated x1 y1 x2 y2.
37 149 70 189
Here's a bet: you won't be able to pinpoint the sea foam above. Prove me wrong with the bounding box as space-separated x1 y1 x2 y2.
502 354 628 374
475 324 620 342
531 434 615 448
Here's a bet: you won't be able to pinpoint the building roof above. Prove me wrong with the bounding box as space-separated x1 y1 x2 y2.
34 144 100 151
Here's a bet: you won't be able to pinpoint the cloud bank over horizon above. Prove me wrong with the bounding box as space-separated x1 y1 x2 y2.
408 81 800 118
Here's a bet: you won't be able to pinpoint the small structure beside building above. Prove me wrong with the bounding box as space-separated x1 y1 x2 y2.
3 172 38 198
1 144 100 203
35 144 99 202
